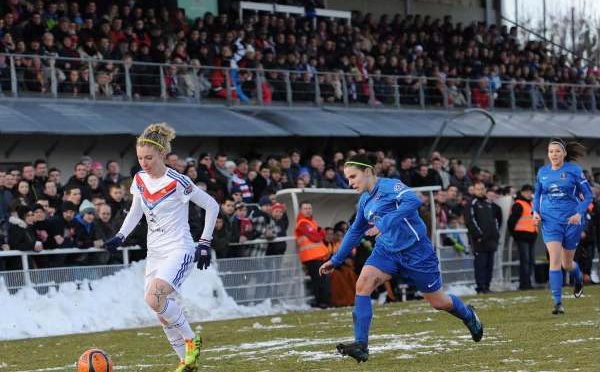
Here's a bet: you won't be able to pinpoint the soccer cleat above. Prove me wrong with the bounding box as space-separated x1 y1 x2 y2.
336 341 369 363
464 305 484 342
184 336 202 368
552 303 565 315
574 274 584 298
173 361 197 372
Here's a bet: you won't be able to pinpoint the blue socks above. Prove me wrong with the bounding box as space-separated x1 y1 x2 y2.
549 269 563 305
353 295 372 346
569 262 583 284
448 294 472 321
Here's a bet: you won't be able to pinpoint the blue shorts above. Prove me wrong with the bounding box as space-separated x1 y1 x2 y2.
365 240 442 293
541 222 584 250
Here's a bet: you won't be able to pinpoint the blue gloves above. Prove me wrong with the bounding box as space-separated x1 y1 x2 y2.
104 233 124 253
195 238 212 270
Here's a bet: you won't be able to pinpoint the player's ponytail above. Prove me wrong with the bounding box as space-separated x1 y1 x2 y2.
137 122 176 154
550 138 586 162
345 153 377 174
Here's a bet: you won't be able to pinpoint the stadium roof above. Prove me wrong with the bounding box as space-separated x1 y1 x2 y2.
0 100 598 139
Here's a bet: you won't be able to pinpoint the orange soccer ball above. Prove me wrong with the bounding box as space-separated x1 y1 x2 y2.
76 348 113 372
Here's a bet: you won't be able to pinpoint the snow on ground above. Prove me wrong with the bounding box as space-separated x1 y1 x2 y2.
0 261 306 340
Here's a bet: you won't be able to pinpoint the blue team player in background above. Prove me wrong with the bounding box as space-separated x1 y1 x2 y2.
533 138 592 315
319 154 483 363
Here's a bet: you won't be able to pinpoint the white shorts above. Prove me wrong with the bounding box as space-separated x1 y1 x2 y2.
145 249 195 293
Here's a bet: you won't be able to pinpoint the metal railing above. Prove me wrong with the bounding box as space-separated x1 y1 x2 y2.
216 253 307 305
1 52 599 113
0 238 309 305
435 228 475 286
0 246 141 290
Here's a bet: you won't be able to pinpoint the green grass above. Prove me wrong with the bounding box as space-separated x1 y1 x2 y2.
2 286 599 372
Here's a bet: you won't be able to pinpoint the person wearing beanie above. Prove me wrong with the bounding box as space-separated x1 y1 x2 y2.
72 199 104 265
48 200 78 266
266 202 289 256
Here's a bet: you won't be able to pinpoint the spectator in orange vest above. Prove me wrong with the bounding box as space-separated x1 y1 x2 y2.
295 201 331 308
508 184 538 290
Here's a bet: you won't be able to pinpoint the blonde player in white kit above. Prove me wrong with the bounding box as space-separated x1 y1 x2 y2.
105 123 219 372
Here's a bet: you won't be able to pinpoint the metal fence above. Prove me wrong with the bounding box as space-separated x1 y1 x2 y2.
0 238 309 305
0 246 141 291
1 53 599 113
435 228 475 286
216 254 307 305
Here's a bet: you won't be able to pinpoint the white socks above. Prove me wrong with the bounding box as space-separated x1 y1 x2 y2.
162 323 185 360
158 297 196 340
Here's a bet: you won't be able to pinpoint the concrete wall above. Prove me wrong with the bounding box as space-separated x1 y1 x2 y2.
325 0 490 25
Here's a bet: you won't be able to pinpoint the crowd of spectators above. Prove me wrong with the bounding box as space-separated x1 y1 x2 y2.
1 1 599 109
0 145 599 303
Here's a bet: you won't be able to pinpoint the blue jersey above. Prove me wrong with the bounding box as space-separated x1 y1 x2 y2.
331 178 428 267
533 162 593 223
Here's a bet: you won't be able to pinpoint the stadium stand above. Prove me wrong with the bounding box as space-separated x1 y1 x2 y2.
0 1 598 111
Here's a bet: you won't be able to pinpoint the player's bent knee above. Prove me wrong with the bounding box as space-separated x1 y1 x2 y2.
144 292 162 312
145 279 174 312
157 315 169 326
355 275 378 295
426 296 451 311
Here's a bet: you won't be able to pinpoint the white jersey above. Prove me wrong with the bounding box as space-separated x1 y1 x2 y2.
118 168 219 255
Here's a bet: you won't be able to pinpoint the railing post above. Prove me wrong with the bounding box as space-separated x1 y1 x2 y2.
50 60 58 98
368 77 376 106
509 83 516 110
488 82 495 111
124 64 132 100
256 70 264 106
284 72 292 106
225 68 232 105
394 78 400 108
159 65 167 101
418 79 425 108
465 80 472 108
194 69 203 104
9 55 18 97
340 73 349 108
122 247 130 266
551 84 557 111
571 85 577 112
591 87 597 113
21 253 32 287
314 73 321 106
442 80 449 109
88 60 96 100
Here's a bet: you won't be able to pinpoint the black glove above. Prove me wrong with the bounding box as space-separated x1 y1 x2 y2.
194 238 212 270
104 233 124 254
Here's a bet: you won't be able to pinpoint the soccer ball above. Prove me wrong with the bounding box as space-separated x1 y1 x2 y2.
76 348 113 372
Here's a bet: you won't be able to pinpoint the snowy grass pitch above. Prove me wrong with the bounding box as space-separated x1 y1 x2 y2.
1 286 599 371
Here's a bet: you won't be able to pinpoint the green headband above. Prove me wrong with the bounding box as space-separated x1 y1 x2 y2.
345 161 373 169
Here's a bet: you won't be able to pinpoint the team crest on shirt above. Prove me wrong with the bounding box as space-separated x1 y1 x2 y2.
184 184 193 195
393 182 404 192
560 172 567 179
375 192 381 200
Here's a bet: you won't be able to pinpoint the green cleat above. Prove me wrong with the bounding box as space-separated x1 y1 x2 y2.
184 336 202 368
174 361 197 372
